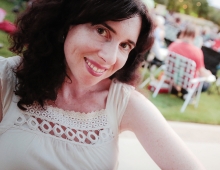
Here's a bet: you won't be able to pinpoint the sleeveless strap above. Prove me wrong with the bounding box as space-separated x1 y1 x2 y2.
106 80 134 136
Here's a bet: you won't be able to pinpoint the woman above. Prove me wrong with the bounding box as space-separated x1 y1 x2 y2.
0 0 205 169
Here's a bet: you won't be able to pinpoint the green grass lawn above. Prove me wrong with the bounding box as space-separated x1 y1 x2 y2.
0 31 15 57
0 0 17 58
138 78 220 125
149 91 220 125
0 0 16 22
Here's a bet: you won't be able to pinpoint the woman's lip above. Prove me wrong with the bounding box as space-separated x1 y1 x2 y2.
84 57 107 77
84 57 108 70
85 64 103 77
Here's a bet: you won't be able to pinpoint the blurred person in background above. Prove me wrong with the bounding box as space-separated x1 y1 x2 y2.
168 25 212 98
148 15 168 68
0 8 16 34
202 26 214 48
212 33 220 52
0 8 5 48
0 8 16 48
12 0 34 13
193 25 203 48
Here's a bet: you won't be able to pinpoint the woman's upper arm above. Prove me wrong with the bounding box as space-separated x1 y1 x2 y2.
0 56 20 120
0 82 2 121
120 90 205 170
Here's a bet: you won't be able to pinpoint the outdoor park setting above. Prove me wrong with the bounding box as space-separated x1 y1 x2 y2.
138 0 220 125
0 0 220 169
1 0 220 125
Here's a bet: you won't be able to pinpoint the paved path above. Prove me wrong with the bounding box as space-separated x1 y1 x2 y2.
118 121 220 170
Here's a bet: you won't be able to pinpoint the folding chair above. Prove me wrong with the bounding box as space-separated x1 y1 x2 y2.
139 51 165 88
152 52 207 113
139 63 164 88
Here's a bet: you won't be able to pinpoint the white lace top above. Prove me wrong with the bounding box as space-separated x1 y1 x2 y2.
0 56 134 170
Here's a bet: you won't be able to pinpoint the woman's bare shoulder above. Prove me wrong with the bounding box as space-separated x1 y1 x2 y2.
120 89 165 131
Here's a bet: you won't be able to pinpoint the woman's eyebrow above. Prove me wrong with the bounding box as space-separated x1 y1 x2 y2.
127 40 136 47
101 23 116 34
101 23 136 46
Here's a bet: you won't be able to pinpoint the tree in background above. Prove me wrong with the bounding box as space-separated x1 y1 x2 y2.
195 0 209 18
207 7 220 26
154 0 168 5
166 0 208 15
154 0 220 27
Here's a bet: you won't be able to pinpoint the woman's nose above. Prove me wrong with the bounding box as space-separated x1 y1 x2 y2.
98 42 118 65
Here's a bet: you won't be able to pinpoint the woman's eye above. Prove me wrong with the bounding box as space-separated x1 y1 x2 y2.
120 43 131 51
96 27 108 37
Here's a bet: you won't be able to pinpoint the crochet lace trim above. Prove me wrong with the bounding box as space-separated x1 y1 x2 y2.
14 103 114 145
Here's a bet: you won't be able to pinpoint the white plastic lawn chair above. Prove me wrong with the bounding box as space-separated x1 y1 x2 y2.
139 63 164 88
152 52 207 113
139 51 165 88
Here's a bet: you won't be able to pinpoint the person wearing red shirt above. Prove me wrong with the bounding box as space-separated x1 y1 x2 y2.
168 25 212 97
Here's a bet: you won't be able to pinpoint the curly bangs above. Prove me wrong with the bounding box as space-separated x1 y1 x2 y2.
10 0 154 110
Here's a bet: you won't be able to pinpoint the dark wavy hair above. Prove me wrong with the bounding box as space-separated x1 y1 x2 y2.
10 0 154 110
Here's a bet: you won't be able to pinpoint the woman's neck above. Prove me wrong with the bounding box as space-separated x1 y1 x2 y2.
60 78 111 98
180 37 194 44
47 78 111 112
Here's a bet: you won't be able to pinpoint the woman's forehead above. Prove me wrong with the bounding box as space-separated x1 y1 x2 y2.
104 16 142 42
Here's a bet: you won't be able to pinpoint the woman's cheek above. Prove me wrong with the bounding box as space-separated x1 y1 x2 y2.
116 57 128 71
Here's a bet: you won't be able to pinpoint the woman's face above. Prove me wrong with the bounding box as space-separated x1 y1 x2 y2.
64 16 142 86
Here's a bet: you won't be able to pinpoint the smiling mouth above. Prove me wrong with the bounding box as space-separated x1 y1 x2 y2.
85 58 106 73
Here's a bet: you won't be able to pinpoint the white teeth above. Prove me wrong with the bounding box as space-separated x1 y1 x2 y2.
85 59 105 73
94 67 98 71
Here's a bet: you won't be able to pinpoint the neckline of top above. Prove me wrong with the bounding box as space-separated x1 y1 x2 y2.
42 79 118 115
44 104 106 115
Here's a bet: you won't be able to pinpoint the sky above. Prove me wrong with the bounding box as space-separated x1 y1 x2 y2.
208 0 220 8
